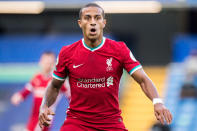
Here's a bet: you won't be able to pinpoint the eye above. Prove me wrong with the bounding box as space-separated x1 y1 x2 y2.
96 16 101 20
84 16 90 20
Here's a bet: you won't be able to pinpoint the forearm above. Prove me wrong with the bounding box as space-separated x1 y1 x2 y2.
132 69 160 101
42 86 59 108
41 79 64 108
139 77 159 101
131 67 172 124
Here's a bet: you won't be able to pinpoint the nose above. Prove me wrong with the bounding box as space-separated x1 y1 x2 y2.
90 18 96 26
90 23 96 26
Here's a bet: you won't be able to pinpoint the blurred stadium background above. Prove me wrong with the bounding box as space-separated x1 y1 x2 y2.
0 0 197 131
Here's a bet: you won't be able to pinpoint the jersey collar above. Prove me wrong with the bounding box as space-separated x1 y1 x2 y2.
82 37 106 52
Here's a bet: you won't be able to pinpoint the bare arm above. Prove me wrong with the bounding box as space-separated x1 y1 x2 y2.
10 87 31 106
39 78 64 128
132 68 172 125
41 78 64 107
132 68 159 100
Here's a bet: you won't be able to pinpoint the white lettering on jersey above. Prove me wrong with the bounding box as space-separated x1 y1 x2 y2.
130 51 137 62
76 77 114 88
107 76 113 87
106 57 113 71
77 77 106 88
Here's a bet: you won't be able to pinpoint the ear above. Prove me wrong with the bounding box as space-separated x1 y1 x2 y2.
103 19 106 28
78 19 82 28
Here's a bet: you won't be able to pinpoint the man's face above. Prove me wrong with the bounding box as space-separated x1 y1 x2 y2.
39 54 55 73
78 6 106 40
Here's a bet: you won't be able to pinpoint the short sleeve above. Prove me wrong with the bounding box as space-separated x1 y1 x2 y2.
121 42 142 75
53 47 68 81
25 82 33 92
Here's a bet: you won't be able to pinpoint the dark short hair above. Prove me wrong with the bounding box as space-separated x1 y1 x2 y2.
42 51 56 56
79 3 105 19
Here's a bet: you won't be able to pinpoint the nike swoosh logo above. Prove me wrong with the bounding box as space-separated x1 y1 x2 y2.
73 64 83 68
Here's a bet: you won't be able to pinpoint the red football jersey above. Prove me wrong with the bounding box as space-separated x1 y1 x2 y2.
53 37 142 130
18 73 68 131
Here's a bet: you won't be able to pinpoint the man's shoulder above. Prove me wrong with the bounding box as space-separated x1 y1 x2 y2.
32 72 44 79
61 40 81 52
105 38 126 49
58 40 81 58
29 72 42 84
32 72 40 78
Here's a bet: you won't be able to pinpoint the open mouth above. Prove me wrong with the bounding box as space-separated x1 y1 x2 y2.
90 28 96 33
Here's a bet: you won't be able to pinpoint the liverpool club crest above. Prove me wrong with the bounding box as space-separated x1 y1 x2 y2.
106 57 113 71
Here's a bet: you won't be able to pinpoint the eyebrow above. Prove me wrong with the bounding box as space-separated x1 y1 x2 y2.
84 14 102 17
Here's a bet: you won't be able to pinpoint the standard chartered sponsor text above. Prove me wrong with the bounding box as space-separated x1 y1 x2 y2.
78 77 105 83
77 77 106 88
77 82 106 88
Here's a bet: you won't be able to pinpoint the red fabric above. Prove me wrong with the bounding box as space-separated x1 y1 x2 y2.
18 73 68 131
20 88 31 99
60 118 128 131
25 73 51 131
54 37 140 130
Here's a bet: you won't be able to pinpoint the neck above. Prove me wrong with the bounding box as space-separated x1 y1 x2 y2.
41 70 51 76
84 35 103 48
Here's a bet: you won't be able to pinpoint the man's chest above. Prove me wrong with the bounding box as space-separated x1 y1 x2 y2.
32 77 51 97
67 51 122 78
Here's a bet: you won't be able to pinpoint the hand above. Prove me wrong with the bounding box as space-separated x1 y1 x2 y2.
154 103 173 125
39 106 55 129
10 93 23 106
